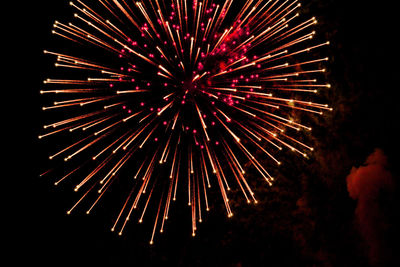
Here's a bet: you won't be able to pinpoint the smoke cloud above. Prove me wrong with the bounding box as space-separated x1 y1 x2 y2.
346 148 395 266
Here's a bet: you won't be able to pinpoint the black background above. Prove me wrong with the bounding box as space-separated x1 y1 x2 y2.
13 0 399 266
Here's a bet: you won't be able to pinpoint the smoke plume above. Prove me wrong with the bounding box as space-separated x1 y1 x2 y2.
346 148 396 266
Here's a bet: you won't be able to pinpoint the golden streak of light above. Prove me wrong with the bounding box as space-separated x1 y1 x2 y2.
195 103 210 141
214 114 240 143
66 182 97 215
149 191 164 245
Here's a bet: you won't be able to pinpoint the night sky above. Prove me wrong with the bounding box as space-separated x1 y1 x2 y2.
15 0 399 266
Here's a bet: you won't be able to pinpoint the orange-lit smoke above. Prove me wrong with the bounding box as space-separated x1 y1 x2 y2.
346 148 395 266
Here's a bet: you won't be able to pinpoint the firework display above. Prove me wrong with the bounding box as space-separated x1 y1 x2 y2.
40 0 330 244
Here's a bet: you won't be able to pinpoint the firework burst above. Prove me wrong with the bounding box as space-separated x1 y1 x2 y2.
40 0 331 244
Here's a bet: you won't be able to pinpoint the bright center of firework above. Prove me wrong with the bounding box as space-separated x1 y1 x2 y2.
183 78 197 91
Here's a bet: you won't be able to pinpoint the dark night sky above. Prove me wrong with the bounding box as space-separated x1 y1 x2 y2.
13 0 399 266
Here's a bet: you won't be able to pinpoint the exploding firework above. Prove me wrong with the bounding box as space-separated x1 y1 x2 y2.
40 0 331 244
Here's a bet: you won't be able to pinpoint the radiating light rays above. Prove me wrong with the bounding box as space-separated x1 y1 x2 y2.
40 0 330 244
